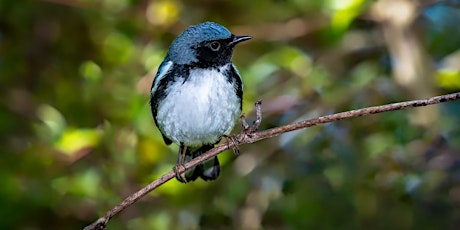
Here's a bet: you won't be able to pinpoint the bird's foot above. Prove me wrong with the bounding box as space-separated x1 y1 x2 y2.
173 164 188 183
174 145 189 183
222 134 240 155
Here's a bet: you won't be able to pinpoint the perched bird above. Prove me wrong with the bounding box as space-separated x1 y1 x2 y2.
150 22 251 183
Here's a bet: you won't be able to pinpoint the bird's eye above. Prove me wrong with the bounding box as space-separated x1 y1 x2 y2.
209 41 221 51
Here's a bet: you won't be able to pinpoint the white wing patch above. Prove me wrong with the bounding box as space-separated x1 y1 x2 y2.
151 61 173 94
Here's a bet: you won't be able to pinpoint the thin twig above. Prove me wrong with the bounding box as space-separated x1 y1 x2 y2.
240 114 250 130
251 99 263 132
84 92 460 230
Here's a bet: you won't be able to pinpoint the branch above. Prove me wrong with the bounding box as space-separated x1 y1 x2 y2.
83 92 460 230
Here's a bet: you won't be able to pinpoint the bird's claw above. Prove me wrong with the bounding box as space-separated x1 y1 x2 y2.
173 164 188 183
222 134 240 155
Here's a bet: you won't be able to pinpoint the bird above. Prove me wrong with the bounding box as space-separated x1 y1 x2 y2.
150 22 251 183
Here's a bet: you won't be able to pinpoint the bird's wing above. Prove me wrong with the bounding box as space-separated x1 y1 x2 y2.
230 64 244 110
150 60 174 145
151 60 173 94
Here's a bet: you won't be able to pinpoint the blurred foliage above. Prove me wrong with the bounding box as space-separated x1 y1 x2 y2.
1 0 460 229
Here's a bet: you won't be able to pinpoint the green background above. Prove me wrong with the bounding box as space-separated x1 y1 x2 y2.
1 0 460 229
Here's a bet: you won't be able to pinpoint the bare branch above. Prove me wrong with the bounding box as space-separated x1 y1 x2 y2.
84 92 460 230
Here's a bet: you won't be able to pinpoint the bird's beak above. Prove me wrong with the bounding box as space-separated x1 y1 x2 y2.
228 35 252 46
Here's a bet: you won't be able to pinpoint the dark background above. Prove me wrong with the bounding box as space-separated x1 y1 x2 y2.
1 0 460 229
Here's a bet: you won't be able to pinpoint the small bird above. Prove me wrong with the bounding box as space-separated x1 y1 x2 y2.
150 22 251 183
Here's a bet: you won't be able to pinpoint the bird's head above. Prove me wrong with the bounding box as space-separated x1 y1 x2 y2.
166 22 251 67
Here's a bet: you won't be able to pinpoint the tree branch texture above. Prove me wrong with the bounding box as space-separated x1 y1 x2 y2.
84 92 460 230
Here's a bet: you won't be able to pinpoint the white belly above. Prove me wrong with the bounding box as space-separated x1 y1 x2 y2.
156 65 241 146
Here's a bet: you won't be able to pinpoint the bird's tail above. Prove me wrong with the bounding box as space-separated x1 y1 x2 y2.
176 144 220 183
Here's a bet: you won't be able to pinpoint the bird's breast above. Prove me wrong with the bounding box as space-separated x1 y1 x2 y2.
156 64 241 146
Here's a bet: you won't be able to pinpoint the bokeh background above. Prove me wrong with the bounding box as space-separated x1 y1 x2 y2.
2 0 460 229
